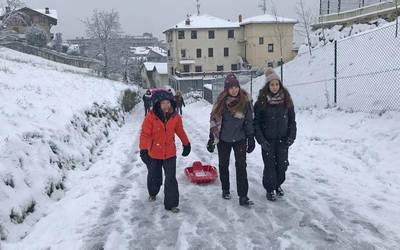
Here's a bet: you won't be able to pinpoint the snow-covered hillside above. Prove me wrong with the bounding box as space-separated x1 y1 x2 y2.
247 20 400 112
0 47 136 241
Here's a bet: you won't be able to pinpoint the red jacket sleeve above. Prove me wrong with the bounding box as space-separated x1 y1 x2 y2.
139 114 153 150
175 115 190 145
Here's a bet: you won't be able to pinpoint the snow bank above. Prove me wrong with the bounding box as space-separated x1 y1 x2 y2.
0 47 137 241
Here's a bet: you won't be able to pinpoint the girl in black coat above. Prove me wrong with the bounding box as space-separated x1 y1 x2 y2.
254 68 297 201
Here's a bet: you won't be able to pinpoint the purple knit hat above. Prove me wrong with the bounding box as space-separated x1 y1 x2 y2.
224 73 240 91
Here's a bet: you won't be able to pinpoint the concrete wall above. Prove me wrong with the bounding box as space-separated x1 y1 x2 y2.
1 41 101 70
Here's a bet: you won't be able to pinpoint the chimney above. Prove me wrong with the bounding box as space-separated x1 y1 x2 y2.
45 7 50 14
239 14 243 23
185 14 191 25
5 6 11 13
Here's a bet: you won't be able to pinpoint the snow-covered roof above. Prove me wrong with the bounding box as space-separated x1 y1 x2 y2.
240 14 297 25
148 46 167 57
131 46 149 55
164 14 239 32
131 46 167 57
33 9 58 20
144 62 168 75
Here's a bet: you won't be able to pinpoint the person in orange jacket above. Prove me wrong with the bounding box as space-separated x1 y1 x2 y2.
139 89 191 213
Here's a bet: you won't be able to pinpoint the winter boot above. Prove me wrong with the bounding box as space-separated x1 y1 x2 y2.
266 191 276 201
276 187 284 197
148 195 156 202
239 196 254 207
167 207 180 213
222 190 231 200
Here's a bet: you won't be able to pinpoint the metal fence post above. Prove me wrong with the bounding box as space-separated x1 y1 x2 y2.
334 40 338 105
250 72 253 98
280 58 284 83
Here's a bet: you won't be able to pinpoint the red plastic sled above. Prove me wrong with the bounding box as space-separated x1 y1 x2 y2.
184 161 218 184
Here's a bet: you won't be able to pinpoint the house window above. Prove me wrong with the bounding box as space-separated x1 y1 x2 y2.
167 49 171 57
183 65 190 72
171 67 174 74
181 49 186 58
191 30 197 39
196 48 202 58
267 62 274 68
231 64 238 71
228 30 234 39
268 43 274 52
178 30 185 39
195 66 203 72
259 37 264 45
224 47 229 57
208 30 215 39
167 32 173 42
208 48 214 57
217 65 224 71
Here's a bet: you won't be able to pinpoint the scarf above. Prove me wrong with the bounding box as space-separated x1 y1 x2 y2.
266 90 285 105
210 94 247 144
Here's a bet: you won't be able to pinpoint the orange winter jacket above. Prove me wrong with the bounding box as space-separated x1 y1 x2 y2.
139 111 190 160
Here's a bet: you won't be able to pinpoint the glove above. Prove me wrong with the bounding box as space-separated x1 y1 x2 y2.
207 138 215 153
261 141 270 152
182 144 191 157
246 136 255 153
286 138 294 147
140 150 151 165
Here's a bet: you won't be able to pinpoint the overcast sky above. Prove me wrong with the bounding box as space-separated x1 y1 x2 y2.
20 0 319 40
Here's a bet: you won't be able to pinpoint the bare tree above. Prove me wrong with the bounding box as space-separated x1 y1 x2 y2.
296 0 317 55
268 0 286 72
3 0 25 11
83 9 122 78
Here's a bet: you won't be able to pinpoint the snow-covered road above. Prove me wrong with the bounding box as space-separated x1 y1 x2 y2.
4 101 400 250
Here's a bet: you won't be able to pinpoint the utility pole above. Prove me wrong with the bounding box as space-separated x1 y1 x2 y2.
396 0 399 38
196 0 201 16
258 0 267 14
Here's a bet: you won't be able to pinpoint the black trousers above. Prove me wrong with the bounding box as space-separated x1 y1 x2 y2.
217 139 248 197
144 105 151 115
261 140 289 193
147 156 179 209
176 106 183 115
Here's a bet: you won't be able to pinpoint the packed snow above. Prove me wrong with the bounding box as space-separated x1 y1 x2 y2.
2 99 400 249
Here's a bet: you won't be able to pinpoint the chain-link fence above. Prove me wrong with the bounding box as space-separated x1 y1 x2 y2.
170 71 258 104
282 22 400 112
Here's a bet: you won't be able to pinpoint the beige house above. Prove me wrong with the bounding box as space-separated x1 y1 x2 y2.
0 7 58 39
163 14 297 75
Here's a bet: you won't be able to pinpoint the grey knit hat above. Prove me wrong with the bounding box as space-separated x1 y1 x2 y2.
265 67 281 84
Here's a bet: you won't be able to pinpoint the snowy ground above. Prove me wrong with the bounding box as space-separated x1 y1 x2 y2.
0 47 134 241
3 100 400 250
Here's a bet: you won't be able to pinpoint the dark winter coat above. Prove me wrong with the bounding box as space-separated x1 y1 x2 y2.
220 102 254 143
175 95 185 107
254 101 296 145
143 94 152 108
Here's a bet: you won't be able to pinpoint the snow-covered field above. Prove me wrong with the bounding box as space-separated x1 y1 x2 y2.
3 99 399 249
251 20 400 112
0 47 135 242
